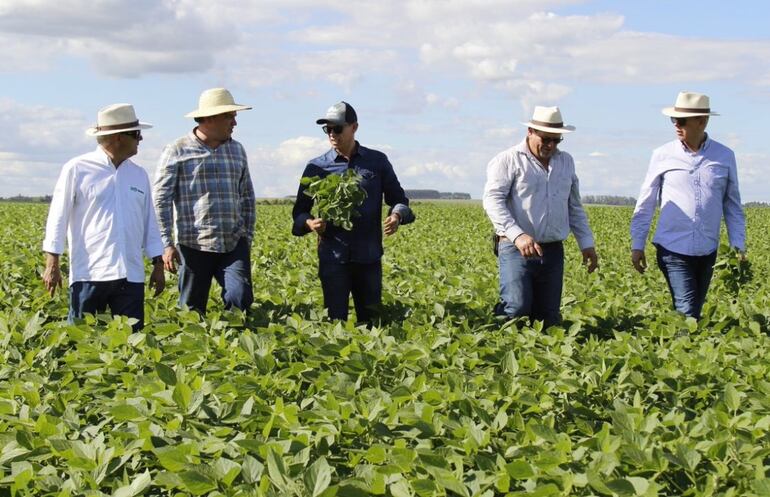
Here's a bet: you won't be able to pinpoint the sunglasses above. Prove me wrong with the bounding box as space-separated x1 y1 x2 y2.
322 124 346 135
536 133 563 145
121 130 142 140
670 117 687 127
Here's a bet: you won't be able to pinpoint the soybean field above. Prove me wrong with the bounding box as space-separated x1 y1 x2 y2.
1 201 769 496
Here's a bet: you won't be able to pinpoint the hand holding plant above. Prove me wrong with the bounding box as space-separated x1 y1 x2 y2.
301 169 367 231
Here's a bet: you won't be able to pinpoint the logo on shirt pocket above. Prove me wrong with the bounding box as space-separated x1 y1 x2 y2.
129 186 145 195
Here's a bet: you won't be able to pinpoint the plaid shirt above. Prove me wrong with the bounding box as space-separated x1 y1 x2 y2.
153 131 255 253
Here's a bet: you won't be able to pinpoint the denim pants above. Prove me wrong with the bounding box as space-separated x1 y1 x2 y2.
496 239 564 328
319 260 382 323
177 237 253 314
655 244 717 319
69 279 144 331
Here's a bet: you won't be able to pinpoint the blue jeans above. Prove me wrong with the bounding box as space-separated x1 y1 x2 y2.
655 244 717 319
177 237 253 314
319 260 382 323
69 279 144 330
496 239 564 328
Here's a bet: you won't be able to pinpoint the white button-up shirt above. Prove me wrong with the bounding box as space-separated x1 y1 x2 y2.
43 147 164 284
630 136 746 256
483 139 595 250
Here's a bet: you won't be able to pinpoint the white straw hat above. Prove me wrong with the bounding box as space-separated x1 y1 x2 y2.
662 91 719 118
85 103 152 136
185 88 252 118
521 106 575 134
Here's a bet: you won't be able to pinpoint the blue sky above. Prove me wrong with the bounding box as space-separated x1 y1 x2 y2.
1 0 769 201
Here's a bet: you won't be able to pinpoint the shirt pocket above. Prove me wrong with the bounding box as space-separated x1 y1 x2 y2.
703 164 729 192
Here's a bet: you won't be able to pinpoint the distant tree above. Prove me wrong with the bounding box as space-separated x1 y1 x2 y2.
582 195 637 206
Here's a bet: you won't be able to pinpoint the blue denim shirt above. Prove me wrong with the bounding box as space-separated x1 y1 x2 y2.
292 143 414 263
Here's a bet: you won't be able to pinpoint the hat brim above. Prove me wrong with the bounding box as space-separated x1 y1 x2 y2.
661 107 719 118
521 122 575 134
316 118 348 125
85 122 153 136
185 104 252 118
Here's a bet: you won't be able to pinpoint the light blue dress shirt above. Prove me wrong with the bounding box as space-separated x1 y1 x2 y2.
630 135 746 256
483 139 595 250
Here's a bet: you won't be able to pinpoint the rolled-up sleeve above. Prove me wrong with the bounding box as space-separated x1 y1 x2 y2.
630 153 662 251
483 153 524 242
723 151 746 251
382 157 414 225
240 153 256 244
567 173 594 250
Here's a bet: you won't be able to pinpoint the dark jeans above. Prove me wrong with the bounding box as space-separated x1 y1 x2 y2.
177 237 253 314
319 260 382 323
655 243 717 319
69 279 144 331
495 239 564 328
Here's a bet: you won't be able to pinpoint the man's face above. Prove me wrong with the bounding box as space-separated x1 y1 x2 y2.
527 129 563 162
120 130 142 157
323 122 357 153
671 116 708 142
202 112 238 141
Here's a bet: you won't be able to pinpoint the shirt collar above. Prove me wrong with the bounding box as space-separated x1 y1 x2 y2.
189 127 232 150
332 141 363 162
679 132 710 154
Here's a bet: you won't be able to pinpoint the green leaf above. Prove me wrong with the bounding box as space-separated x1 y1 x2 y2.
724 383 741 411
155 362 177 386
112 470 152 497
179 469 217 495
506 460 535 479
173 382 192 411
304 457 332 497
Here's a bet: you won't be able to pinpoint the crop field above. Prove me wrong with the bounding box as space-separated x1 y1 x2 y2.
1 201 770 497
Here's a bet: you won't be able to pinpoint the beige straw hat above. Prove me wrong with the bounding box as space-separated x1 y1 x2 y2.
185 88 252 118
85 103 152 136
662 91 719 118
521 106 575 133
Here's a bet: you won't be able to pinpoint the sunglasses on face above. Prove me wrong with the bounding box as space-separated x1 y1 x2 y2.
670 117 687 127
322 124 346 135
536 133 563 145
121 130 142 140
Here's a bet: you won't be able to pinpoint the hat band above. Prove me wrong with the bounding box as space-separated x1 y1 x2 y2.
530 119 563 128
96 120 139 131
673 107 710 113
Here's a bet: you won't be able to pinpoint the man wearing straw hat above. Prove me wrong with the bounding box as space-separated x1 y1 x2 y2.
483 106 597 328
42 103 165 330
630 91 746 319
154 88 255 314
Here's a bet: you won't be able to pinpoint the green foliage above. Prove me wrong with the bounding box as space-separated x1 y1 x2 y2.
1 201 770 496
712 242 753 296
301 170 367 230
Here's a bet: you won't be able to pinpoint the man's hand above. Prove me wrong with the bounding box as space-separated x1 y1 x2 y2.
514 234 543 258
384 213 401 236
631 249 647 274
306 218 326 234
149 262 165 296
163 246 180 273
42 252 62 297
582 247 598 273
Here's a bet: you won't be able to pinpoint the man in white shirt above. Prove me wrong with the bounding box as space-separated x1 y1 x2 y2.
483 106 598 327
630 91 746 319
42 103 165 330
